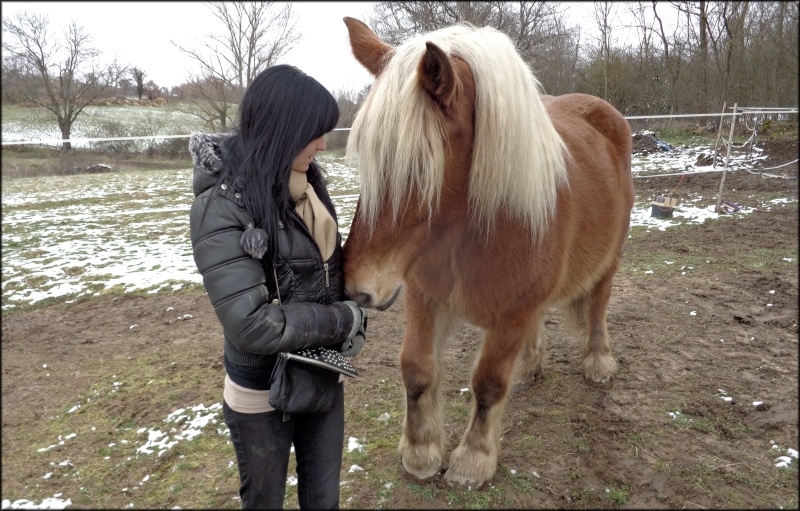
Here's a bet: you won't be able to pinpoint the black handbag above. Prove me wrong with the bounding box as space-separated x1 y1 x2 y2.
268 351 342 414
267 267 357 415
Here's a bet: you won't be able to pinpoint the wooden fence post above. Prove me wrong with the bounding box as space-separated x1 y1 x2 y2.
715 103 738 212
711 102 726 169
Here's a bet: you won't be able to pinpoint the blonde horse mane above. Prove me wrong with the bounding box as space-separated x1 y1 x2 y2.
346 23 568 238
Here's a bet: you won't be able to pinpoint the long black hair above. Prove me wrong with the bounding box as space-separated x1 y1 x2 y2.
219 64 340 256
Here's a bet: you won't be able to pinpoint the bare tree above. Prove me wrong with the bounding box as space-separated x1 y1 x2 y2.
328 86 371 151
173 1 299 131
1 54 36 104
575 2 644 112
118 78 133 99
368 1 577 92
593 1 617 102
130 67 146 100
364 1 797 116
661 1 712 112
751 1 799 106
623 2 658 113
180 76 239 131
2 11 125 151
692 2 749 106
649 1 692 115
698 0 709 105
143 80 162 100
718 1 750 101
621 0 799 114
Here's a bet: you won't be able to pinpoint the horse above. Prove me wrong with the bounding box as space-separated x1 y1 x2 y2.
341 17 635 488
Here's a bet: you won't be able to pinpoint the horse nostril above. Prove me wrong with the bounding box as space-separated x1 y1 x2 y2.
351 291 373 308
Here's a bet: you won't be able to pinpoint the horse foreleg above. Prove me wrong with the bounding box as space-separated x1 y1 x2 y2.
398 291 458 480
444 321 529 488
581 264 619 383
512 310 547 392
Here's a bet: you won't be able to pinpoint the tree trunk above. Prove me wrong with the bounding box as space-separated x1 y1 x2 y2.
700 0 708 109
774 2 786 105
59 123 72 152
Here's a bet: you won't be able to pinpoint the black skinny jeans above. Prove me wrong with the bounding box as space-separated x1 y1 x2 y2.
222 382 344 509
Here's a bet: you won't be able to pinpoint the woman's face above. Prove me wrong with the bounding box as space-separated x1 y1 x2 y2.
291 135 327 173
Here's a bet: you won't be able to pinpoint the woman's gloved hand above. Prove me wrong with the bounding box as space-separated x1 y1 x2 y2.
340 301 368 357
340 334 365 358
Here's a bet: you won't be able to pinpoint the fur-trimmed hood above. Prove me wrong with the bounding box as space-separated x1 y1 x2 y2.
188 132 269 259
189 132 228 198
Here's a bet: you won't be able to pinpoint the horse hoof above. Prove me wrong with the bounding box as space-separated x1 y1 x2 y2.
443 468 487 490
587 376 614 390
402 458 441 481
583 354 617 383
513 368 545 393
512 382 531 393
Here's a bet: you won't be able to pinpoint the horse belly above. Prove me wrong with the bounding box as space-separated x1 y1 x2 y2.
549 161 633 302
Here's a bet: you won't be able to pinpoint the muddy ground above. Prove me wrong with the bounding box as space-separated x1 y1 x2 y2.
2 138 798 509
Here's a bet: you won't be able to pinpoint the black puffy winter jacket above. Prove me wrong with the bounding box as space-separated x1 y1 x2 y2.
188 133 356 383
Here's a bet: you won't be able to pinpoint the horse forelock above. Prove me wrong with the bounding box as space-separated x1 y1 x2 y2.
346 34 448 233
346 24 568 238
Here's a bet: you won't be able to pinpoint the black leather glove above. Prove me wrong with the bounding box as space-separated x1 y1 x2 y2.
340 301 368 357
340 334 365 358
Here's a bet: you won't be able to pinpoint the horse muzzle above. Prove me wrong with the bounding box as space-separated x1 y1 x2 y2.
349 285 402 311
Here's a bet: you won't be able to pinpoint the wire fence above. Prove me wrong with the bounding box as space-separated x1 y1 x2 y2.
627 105 799 179
2 108 796 147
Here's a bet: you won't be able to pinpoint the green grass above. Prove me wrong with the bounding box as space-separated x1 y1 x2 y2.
445 484 507 508
651 120 794 148
621 206 799 276
604 484 630 505
2 351 238 509
408 481 437 500
620 432 643 449
657 129 716 147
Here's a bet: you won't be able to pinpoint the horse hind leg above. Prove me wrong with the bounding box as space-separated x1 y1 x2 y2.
567 268 619 383
512 310 547 392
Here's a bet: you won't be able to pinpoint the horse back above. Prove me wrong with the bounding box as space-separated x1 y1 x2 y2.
545 94 632 182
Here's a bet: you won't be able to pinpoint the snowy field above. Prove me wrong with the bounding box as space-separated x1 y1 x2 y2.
2 146 795 311
1 106 206 148
1 156 358 310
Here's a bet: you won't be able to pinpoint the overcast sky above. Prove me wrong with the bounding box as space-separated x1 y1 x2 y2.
1 1 378 93
2 2 657 94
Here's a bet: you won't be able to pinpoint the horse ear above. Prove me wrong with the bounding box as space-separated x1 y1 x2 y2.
417 41 456 109
343 16 394 76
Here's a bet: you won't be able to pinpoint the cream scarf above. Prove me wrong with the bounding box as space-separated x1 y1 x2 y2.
289 169 337 261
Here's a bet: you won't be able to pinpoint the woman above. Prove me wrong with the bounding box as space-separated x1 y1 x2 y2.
189 64 367 509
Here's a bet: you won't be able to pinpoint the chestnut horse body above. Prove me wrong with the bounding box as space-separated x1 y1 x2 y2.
342 17 635 487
